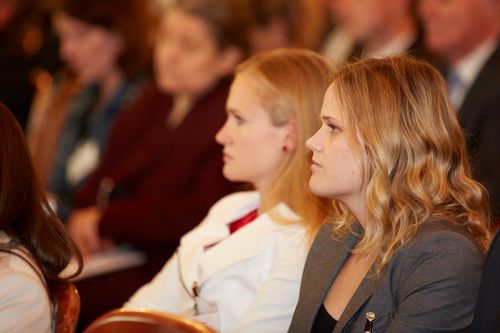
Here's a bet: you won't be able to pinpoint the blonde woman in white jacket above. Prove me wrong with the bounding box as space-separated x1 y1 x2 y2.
125 48 335 332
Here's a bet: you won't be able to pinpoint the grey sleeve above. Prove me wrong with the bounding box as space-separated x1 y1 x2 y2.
386 231 483 333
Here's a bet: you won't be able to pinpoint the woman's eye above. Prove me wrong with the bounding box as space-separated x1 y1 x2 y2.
179 39 198 52
234 114 246 125
327 123 340 132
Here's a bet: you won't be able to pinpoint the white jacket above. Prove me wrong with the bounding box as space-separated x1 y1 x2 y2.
0 231 51 333
125 191 309 333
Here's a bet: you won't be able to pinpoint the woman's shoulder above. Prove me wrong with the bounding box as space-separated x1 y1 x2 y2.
0 249 51 332
0 232 46 284
0 254 46 294
0 247 47 289
113 76 153 110
120 82 170 117
406 219 481 252
390 220 484 277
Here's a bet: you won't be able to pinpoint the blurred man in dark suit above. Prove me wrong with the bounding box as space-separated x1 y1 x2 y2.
420 0 500 221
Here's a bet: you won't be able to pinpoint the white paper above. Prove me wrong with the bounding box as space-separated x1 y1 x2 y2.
71 245 147 281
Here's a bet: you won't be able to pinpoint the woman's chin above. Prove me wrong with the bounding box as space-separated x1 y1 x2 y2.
222 169 245 184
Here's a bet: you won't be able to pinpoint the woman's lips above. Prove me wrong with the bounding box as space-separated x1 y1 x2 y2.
222 152 232 162
311 159 321 171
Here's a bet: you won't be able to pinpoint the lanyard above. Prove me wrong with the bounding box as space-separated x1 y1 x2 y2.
175 248 201 315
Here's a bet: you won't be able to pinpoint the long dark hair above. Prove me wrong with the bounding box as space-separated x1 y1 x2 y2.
0 103 82 303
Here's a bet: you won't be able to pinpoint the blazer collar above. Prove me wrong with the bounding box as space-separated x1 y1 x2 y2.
176 196 259 286
177 197 302 288
300 223 383 333
335 265 383 332
333 226 386 332
198 202 302 280
296 224 359 332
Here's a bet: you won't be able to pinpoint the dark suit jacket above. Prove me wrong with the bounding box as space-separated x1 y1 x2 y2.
472 230 500 333
451 43 500 219
289 221 484 333
75 80 236 258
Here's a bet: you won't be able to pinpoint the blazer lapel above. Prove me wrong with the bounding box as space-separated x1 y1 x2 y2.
291 225 359 332
179 194 262 285
334 266 382 332
197 220 264 279
177 222 229 289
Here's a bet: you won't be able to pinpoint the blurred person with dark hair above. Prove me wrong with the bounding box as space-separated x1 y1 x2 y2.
419 0 500 220
26 0 154 215
67 0 252 326
0 103 82 333
249 0 330 53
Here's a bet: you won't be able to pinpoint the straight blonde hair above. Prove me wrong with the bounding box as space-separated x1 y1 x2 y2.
236 48 335 235
327 56 491 270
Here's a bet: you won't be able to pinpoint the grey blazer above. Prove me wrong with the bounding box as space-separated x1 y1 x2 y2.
289 220 484 333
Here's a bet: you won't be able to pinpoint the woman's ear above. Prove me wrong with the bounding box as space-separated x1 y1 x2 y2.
217 46 244 76
283 119 299 152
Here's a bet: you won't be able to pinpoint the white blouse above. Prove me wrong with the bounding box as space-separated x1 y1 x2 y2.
0 231 51 333
125 191 309 333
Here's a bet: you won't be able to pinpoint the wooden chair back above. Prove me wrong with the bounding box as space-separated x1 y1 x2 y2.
83 308 216 333
53 282 81 333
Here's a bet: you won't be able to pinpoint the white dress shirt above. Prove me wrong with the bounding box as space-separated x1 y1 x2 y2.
449 38 498 110
125 191 309 333
364 25 416 59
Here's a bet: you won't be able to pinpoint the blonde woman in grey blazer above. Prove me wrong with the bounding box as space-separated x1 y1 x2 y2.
289 56 491 333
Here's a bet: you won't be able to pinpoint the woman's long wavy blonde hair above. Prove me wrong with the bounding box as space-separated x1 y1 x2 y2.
327 56 491 270
235 48 335 235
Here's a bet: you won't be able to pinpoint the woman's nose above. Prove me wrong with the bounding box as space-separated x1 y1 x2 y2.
215 120 231 145
306 129 322 152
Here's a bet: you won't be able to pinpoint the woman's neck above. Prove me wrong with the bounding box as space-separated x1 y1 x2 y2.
166 94 194 129
98 68 125 105
254 181 271 215
344 196 367 230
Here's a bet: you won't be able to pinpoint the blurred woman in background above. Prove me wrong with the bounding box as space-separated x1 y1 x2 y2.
27 0 153 215
67 0 253 326
249 0 330 53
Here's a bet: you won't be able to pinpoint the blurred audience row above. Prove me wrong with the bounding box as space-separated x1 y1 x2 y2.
0 0 498 329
